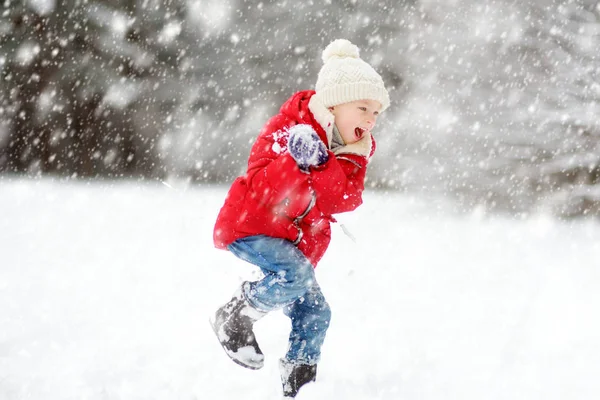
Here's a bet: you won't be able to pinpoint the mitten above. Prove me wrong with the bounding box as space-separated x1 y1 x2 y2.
287 124 329 170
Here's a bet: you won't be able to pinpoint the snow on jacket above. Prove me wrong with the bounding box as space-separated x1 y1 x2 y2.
213 90 376 267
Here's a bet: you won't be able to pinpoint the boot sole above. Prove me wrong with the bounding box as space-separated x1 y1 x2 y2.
209 317 264 370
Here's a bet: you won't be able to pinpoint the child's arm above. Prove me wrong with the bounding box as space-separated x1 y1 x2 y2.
244 117 312 207
310 133 375 215
242 115 373 216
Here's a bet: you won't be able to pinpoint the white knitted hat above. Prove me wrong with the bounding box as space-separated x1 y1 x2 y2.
315 39 390 112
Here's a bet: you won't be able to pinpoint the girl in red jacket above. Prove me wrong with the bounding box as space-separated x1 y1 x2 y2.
211 39 390 398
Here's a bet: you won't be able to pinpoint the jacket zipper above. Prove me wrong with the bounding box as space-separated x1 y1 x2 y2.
292 189 316 245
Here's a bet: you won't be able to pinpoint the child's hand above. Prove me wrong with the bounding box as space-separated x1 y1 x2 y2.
287 124 329 170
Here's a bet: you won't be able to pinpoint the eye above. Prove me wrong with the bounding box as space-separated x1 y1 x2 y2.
358 107 367 111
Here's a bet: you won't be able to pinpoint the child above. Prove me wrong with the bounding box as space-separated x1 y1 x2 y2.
211 39 390 398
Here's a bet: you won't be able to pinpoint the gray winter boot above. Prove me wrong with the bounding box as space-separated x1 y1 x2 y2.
279 358 317 398
210 284 266 370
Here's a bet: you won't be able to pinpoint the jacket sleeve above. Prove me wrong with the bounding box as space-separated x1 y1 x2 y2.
245 116 310 207
310 134 376 215
309 153 369 215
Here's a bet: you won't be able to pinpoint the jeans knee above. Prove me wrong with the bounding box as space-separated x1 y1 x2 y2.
318 301 331 327
285 261 314 289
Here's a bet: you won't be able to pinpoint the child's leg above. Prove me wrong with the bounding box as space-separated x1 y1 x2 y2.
228 235 316 311
282 283 331 365
226 235 330 396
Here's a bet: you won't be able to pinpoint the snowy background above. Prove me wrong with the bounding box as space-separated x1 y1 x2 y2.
2 179 600 399
1 0 600 216
2 0 600 399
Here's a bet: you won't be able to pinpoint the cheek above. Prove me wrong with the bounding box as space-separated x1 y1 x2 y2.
340 114 357 129
339 119 352 132
333 117 346 133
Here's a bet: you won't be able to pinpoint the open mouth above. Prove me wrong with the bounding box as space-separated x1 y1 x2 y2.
354 127 365 140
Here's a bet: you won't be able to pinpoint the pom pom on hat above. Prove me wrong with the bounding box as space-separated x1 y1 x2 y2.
315 39 390 112
322 39 360 63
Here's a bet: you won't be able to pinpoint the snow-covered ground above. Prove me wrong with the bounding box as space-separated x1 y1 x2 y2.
2 178 600 400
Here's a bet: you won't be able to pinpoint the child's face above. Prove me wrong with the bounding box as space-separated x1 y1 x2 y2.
329 99 382 144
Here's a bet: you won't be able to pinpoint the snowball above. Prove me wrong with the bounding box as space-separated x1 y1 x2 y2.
287 124 317 141
287 124 322 165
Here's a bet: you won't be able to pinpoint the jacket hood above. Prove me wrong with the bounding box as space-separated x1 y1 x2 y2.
279 90 330 145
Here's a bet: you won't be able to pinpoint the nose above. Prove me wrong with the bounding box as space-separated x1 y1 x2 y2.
365 116 376 131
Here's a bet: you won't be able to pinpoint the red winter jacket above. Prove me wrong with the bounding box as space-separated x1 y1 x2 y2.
213 90 375 267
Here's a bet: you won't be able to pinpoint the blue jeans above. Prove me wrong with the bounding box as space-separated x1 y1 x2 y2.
228 235 331 365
